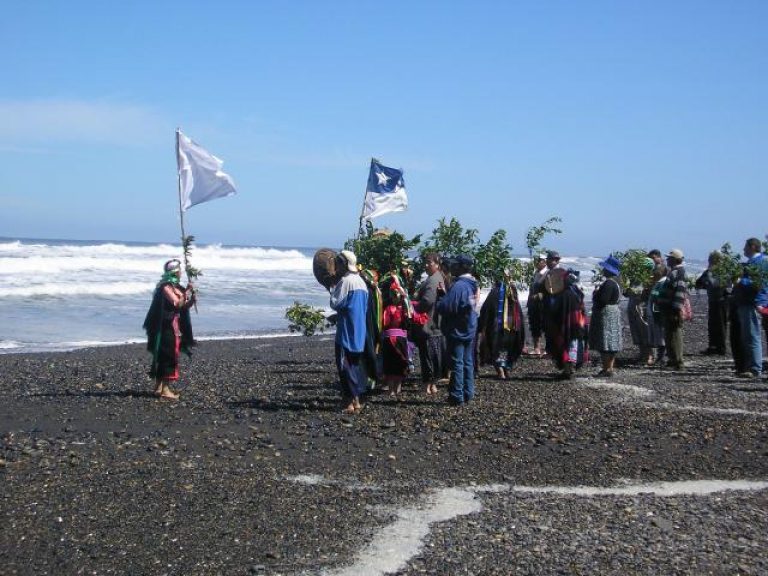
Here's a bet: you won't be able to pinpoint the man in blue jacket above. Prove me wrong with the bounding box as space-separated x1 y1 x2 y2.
330 250 369 412
437 255 479 405
735 238 768 378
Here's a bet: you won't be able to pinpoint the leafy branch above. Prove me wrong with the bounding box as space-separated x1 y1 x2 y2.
285 301 330 337
182 234 202 281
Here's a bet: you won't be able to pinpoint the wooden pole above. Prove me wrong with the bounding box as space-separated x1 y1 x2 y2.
358 157 377 239
176 128 197 312
176 129 189 275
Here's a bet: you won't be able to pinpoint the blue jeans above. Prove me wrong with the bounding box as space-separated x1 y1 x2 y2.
737 305 763 374
448 337 474 404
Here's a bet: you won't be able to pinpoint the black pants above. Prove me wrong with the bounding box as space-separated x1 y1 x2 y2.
707 299 728 353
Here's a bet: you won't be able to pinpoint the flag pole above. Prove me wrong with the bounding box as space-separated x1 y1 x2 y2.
176 128 197 312
175 128 189 274
358 157 376 238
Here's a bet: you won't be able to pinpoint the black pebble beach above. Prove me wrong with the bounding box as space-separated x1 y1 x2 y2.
1 294 767 575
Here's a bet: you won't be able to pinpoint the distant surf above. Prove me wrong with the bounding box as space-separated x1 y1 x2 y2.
0 237 705 354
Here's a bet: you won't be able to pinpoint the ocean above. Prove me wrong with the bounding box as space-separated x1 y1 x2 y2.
0 238 705 354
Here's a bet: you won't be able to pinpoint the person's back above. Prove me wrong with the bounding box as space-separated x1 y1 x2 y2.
331 272 369 353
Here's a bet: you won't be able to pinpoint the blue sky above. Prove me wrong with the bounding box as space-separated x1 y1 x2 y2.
1 1 766 259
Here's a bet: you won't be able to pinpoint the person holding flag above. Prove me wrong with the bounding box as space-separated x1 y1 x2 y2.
141 130 237 399
143 259 196 400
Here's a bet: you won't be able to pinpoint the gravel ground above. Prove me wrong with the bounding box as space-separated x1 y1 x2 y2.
1 294 767 575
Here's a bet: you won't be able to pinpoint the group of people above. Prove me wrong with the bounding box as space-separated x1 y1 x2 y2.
142 237 768 407
328 249 481 412
695 238 768 379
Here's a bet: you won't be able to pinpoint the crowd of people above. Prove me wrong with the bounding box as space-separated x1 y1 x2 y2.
142 238 768 408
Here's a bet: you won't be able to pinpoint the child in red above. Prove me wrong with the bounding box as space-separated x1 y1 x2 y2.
381 281 411 396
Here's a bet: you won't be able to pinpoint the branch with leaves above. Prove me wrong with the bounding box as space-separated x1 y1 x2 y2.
182 234 202 281
285 301 331 337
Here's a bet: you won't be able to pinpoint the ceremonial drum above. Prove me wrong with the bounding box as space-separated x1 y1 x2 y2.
312 248 341 289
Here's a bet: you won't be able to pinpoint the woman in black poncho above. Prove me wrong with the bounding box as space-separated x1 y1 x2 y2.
143 259 196 400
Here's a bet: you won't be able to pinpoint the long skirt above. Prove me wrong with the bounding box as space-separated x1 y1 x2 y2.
381 329 410 381
150 316 180 381
589 304 622 353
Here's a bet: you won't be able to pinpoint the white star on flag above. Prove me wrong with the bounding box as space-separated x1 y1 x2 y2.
376 170 390 186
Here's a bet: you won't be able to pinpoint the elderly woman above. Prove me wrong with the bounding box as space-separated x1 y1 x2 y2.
143 259 196 399
589 255 623 377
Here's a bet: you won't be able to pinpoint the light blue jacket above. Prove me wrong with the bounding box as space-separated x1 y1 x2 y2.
330 272 369 352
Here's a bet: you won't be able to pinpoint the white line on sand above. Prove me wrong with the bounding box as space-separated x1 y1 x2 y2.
320 487 481 576
647 401 768 418
315 479 767 576
580 381 768 418
510 479 768 497
582 381 655 398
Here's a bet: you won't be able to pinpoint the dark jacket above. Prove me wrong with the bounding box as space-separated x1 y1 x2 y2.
436 274 478 341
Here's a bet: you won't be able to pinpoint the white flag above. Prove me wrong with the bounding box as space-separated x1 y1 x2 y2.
361 159 407 220
177 130 237 211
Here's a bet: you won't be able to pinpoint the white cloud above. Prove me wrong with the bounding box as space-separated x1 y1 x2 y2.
0 100 167 145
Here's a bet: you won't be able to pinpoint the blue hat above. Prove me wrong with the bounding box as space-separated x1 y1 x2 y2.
599 255 621 276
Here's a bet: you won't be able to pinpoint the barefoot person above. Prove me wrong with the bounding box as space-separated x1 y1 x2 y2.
330 250 369 413
380 277 411 396
143 259 196 400
413 252 447 395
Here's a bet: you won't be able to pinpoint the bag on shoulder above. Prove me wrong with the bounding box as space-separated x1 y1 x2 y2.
681 293 693 321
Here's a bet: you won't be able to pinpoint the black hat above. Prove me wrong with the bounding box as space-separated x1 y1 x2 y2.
455 254 474 268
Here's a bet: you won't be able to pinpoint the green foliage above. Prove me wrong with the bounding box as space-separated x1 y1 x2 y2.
420 217 480 258
285 301 329 337
182 235 202 281
525 216 562 257
618 249 653 292
709 243 741 288
474 229 514 288
344 221 421 275
516 217 563 288
591 249 653 294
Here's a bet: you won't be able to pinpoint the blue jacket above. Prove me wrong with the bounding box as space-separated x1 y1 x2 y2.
437 274 478 341
739 253 768 307
330 272 369 352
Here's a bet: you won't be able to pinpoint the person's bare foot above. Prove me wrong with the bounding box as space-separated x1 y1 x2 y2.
342 403 356 414
159 386 179 400
429 384 438 395
352 398 363 412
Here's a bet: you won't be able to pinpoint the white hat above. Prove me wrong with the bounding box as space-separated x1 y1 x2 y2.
666 248 685 260
340 250 358 272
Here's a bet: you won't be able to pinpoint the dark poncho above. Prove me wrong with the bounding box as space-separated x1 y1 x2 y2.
478 282 525 368
143 282 195 379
